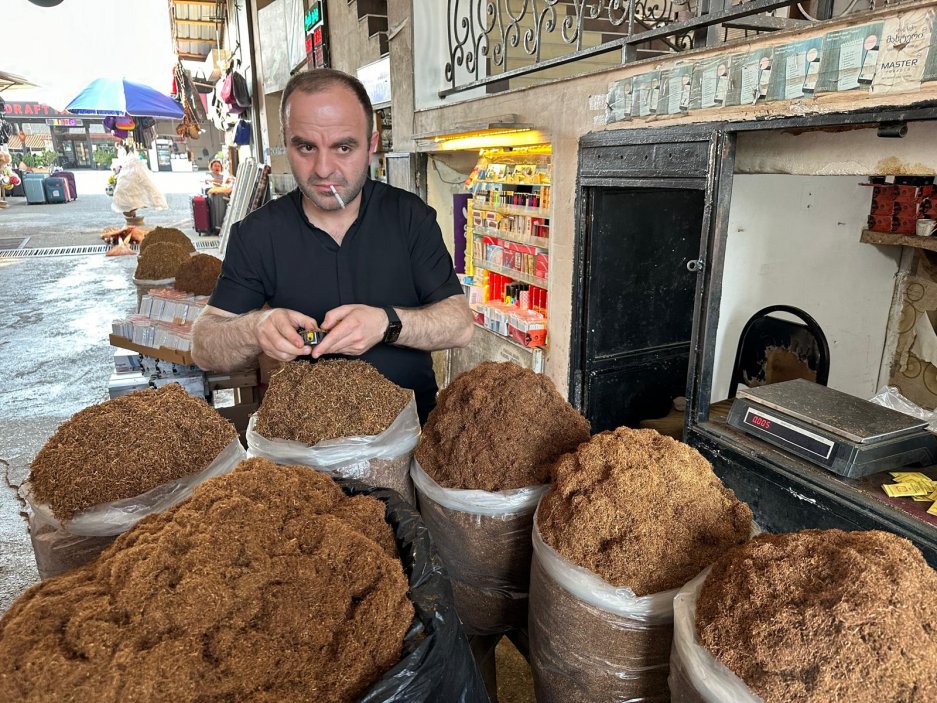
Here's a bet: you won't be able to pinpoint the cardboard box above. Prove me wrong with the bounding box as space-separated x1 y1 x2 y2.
108 371 149 399
113 349 141 374
508 311 548 347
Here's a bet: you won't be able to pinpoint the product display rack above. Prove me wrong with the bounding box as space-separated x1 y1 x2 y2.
465 145 552 352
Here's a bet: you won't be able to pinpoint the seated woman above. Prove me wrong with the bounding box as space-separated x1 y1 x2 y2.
205 159 233 191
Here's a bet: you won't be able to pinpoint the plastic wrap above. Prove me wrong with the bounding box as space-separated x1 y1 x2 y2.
25 439 246 579
669 569 765 703
411 460 546 636
869 385 937 432
340 479 489 703
247 394 420 504
529 518 677 703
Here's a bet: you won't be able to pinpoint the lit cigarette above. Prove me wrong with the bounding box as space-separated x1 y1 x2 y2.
329 185 346 209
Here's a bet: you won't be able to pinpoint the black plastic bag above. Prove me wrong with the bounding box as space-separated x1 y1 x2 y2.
338 479 490 703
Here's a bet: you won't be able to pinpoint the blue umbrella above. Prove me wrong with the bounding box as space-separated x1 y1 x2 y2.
65 77 183 119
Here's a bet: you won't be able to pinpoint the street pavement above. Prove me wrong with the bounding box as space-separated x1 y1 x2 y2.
0 169 215 614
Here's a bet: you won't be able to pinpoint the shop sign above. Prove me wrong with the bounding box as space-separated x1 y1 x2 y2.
46 118 83 126
357 57 391 106
2 101 71 118
304 1 323 32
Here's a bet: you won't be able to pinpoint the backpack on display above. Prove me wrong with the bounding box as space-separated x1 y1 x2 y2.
234 119 251 146
221 66 250 115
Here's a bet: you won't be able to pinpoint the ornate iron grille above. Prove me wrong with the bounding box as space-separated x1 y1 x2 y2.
442 0 919 96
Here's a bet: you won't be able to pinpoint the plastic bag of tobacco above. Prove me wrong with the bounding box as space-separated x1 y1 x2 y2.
24 439 246 579
528 520 677 703
668 568 762 703
341 479 490 703
411 459 547 636
247 394 420 504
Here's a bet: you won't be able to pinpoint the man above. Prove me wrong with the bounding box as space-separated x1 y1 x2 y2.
191 69 472 423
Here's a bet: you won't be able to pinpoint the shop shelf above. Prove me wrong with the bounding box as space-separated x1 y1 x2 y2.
860 229 937 252
470 203 551 218
473 259 548 288
109 334 194 366
472 226 550 250
474 179 550 187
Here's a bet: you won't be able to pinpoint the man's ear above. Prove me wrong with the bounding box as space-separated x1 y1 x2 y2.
369 130 379 155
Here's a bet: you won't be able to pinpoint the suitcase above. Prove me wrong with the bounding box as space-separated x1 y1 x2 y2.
54 170 77 199
24 175 46 204
9 169 26 197
43 177 68 204
192 195 211 234
208 193 228 233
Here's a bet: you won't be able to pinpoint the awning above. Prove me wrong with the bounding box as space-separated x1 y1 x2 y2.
6 134 52 150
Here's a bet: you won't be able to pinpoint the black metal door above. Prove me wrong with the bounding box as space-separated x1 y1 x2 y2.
581 188 704 431
571 126 722 433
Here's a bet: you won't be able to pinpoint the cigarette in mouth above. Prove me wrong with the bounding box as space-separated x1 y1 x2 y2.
329 185 346 209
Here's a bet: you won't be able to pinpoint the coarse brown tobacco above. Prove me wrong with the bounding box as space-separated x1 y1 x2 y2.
696 529 937 703
415 361 591 491
138 226 195 255
29 384 237 520
174 253 223 296
538 427 752 595
255 360 410 445
134 241 192 280
0 458 414 703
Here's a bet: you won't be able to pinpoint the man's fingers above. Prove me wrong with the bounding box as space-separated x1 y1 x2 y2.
319 305 354 331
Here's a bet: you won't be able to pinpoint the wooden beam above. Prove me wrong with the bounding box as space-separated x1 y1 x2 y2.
178 52 212 60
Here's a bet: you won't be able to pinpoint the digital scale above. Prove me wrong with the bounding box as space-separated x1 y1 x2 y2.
726 379 937 478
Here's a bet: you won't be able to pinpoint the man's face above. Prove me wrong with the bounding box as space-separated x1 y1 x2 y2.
284 84 377 213
210 162 222 175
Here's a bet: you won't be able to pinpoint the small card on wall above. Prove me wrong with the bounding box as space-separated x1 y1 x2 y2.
767 37 824 100
606 77 635 123
814 22 884 93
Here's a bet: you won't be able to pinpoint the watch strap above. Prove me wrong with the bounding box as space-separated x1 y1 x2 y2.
382 306 402 344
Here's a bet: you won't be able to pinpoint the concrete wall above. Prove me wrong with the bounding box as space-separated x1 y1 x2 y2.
327 0 387 76
710 175 902 401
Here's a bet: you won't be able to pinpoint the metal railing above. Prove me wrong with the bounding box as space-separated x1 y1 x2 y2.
441 0 911 97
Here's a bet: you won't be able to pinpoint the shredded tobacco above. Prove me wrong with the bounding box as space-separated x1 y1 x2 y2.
138 226 195 255
1 458 414 703
254 360 410 445
29 384 237 520
537 427 752 595
415 361 591 491
174 253 222 296
696 530 937 703
134 241 192 280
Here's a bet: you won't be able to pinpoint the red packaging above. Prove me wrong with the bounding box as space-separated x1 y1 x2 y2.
868 215 896 232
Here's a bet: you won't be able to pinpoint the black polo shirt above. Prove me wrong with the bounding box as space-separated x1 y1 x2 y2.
209 179 464 423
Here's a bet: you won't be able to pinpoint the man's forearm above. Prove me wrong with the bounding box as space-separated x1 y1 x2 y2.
191 310 264 371
395 295 473 351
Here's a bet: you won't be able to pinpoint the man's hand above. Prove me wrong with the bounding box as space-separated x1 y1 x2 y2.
253 308 320 361
313 304 387 358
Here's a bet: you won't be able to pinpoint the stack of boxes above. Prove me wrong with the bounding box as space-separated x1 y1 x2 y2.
867 181 936 235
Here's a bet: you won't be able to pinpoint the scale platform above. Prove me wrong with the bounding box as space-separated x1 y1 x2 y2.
726 379 937 478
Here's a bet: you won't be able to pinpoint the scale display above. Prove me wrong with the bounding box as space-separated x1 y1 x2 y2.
727 380 937 478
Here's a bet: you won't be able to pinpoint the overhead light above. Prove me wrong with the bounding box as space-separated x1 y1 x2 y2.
419 126 546 151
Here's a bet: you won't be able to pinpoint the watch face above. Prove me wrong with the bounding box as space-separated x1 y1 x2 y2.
384 321 402 344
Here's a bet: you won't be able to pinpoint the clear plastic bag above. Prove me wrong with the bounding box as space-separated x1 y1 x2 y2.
247 394 420 504
669 569 765 703
25 439 246 579
529 518 677 703
869 385 937 432
411 459 547 636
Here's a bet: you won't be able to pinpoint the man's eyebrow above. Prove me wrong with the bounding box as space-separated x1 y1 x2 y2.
289 135 313 147
331 136 361 148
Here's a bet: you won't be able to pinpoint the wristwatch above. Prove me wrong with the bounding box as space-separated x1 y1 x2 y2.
383 306 402 345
